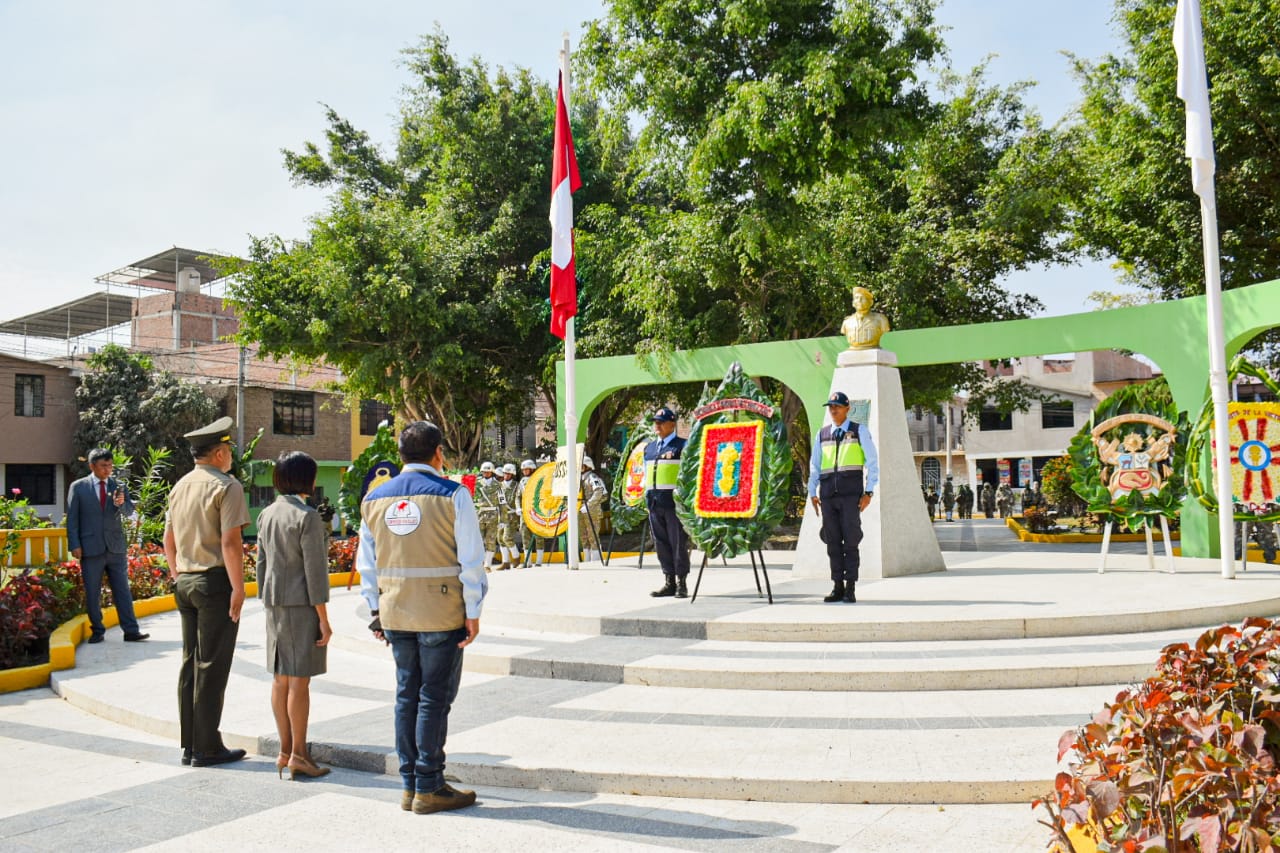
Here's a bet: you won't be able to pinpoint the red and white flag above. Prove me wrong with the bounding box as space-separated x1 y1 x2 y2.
549 72 582 340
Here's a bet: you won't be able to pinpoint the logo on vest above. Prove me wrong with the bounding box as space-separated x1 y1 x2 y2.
383 500 421 536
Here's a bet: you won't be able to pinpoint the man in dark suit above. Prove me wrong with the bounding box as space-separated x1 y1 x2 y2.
66 448 148 643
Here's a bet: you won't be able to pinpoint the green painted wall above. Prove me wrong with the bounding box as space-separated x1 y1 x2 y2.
243 461 346 537
558 278 1280 558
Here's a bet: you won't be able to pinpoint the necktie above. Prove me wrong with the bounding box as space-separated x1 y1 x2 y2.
99 480 107 509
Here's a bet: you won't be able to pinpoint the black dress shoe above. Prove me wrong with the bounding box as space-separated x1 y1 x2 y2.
123 632 150 642
843 584 856 603
181 750 192 766
651 578 677 597
674 578 688 599
191 748 247 767
823 583 845 603
87 634 105 644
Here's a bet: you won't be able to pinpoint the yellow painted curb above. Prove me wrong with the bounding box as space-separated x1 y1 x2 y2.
1007 517 1180 545
0 571 355 695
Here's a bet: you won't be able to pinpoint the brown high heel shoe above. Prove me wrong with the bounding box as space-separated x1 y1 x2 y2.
276 753 290 779
288 755 331 781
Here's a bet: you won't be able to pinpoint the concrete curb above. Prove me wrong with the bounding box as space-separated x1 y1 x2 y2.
0 572 360 695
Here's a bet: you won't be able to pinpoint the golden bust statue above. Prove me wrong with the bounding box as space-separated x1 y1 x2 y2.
840 286 891 349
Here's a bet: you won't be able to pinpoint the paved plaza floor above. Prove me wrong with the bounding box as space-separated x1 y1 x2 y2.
2 518 1276 852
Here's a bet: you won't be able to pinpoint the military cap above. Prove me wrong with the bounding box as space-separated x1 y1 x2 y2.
184 416 235 451
651 406 677 423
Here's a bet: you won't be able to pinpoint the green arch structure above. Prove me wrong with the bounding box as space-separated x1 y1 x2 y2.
558 278 1280 558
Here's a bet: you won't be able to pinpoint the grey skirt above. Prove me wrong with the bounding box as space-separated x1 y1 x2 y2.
264 604 327 678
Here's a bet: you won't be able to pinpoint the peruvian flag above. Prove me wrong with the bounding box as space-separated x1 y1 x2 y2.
549 72 581 339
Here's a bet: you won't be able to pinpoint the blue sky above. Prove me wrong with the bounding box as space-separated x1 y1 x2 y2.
0 0 1133 324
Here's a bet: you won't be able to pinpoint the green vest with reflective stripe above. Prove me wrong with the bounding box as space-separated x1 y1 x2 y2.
818 423 865 474
817 423 866 500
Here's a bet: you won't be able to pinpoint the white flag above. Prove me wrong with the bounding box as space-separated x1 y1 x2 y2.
1173 0 1215 199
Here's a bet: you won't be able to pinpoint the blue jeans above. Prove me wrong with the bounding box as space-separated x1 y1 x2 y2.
385 627 467 793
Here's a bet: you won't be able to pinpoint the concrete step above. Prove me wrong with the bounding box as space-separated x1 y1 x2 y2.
475 555 1280 642
329 619 1205 691
51 602 1121 804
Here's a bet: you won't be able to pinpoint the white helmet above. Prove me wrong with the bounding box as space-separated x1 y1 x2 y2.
582 455 594 470
521 459 535 471
480 461 494 473
502 463 517 475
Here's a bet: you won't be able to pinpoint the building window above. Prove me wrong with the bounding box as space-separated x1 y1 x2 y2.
5 464 56 505
14 374 44 417
1041 400 1075 430
359 399 392 436
978 409 1013 431
921 458 941 488
273 392 315 436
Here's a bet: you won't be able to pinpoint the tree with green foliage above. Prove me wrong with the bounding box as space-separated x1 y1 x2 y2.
228 31 635 465
73 345 218 482
1066 0 1280 302
581 1 1076 432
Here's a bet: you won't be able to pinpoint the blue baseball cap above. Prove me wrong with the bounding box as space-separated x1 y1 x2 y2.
824 392 850 407
651 407 677 422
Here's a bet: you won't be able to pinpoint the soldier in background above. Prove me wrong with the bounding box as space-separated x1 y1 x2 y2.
474 461 502 571
580 456 608 563
497 463 520 569
515 459 544 567
981 482 996 518
996 483 1014 519
957 484 973 519
925 486 939 521
941 476 956 522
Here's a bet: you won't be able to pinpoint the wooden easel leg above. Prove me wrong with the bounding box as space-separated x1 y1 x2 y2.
1159 515 1176 574
1241 521 1250 574
690 552 710 603
1144 524 1156 572
749 551 762 596
637 517 650 570
757 550 773 605
1098 520 1113 574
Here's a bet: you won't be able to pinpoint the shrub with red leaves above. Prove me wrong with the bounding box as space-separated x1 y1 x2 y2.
0 570 56 668
1039 617 1280 851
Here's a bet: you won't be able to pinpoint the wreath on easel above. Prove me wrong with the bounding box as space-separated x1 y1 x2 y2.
673 362 790 558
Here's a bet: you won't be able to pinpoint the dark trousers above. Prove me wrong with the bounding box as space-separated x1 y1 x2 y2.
81 551 140 637
386 627 467 793
649 501 690 577
820 494 864 584
175 567 239 754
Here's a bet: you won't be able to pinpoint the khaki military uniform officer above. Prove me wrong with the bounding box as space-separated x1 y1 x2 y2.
497 463 520 567
163 416 252 767
474 462 502 570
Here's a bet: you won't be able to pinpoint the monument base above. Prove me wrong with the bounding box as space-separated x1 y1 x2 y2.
792 348 946 580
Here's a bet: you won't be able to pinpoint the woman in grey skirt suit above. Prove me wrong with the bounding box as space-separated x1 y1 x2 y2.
257 451 332 780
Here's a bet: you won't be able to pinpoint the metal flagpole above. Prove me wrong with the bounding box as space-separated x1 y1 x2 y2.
1175 0 1234 578
560 32 580 571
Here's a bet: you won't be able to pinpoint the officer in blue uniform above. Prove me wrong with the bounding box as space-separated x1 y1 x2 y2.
644 407 690 598
808 392 879 603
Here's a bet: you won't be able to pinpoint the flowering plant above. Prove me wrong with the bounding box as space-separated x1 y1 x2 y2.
328 536 358 575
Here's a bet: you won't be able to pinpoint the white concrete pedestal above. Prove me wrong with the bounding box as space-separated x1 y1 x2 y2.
792 348 946 579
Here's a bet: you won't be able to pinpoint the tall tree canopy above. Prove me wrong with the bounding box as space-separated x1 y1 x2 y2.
73 345 218 481
1066 0 1280 299
581 0 1076 419
229 31 633 462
